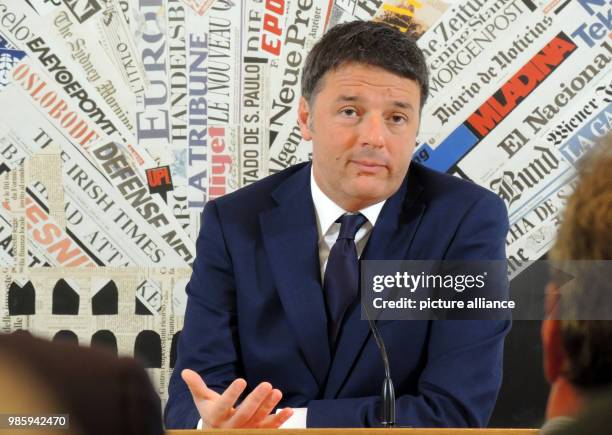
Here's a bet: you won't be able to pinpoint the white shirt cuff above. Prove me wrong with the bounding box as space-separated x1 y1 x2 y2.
278 407 307 428
197 418 204 429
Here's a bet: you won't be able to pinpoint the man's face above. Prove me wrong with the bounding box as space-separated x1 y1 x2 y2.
298 62 421 211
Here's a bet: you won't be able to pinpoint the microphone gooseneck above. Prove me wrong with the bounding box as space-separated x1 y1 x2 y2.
362 302 396 428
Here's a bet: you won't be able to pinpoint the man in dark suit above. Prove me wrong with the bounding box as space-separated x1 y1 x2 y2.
165 21 510 429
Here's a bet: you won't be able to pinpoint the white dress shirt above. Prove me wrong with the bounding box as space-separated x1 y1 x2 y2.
199 168 386 429
310 168 386 280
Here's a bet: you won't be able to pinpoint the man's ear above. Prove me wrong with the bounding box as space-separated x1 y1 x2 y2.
542 283 565 383
298 96 313 141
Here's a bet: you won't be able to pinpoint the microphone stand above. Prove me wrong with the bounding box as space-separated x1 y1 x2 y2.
362 302 396 428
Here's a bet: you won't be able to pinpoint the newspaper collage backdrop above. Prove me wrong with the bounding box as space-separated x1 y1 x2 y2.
0 0 610 404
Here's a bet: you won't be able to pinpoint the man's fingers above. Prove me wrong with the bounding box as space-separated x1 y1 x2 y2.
245 389 283 426
203 378 247 427
181 369 217 402
257 407 294 428
180 375 286 429
227 381 273 426
213 378 248 415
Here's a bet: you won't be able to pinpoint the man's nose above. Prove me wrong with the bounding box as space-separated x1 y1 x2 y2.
359 113 386 148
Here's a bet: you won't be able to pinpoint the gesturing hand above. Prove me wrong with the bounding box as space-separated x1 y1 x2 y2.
181 369 294 428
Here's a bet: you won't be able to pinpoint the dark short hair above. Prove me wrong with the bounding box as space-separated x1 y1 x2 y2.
301 21 429 110
550 134 612 390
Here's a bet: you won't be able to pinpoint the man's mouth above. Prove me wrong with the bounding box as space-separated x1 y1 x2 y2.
350 159 386 173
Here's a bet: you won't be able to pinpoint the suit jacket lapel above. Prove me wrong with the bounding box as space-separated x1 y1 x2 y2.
259 164 331 389
323 166 426 398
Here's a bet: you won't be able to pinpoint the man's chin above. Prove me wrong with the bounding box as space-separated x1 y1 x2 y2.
345 185 390 206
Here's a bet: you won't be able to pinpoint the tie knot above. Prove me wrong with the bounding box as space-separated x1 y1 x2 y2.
336 213 367 240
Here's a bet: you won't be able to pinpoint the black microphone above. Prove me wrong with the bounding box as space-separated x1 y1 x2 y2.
361 302 395 427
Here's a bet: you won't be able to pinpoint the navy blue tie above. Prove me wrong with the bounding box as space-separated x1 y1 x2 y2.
323 213 368 350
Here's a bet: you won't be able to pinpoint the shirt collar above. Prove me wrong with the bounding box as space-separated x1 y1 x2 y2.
310 167 386 236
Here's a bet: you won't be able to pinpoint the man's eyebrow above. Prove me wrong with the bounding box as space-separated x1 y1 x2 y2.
334 95 415 112
392 101 415 112
335 95 360 103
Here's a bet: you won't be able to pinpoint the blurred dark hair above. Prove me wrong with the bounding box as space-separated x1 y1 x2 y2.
301 21 429 109
549 134 612 389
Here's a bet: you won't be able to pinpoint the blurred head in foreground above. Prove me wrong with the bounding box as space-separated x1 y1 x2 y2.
0 331 163 435
0 345 77 435
541 134 612 429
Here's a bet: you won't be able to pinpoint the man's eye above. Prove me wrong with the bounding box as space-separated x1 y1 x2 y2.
391 115 407 124
340 108 357 117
